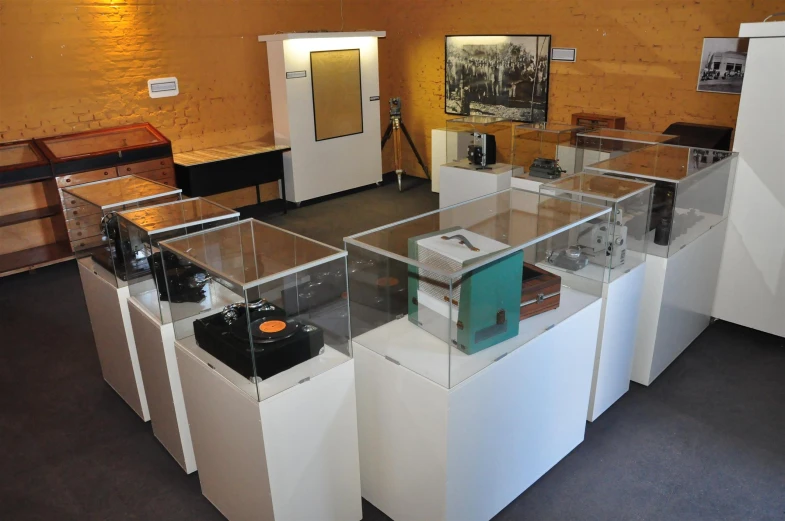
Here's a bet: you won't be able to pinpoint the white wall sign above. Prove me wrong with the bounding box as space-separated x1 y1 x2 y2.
148 77 179 98
552 48 577 62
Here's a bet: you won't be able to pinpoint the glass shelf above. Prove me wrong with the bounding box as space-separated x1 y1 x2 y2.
575 128 680 172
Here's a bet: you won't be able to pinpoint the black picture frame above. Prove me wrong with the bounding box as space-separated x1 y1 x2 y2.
445 34 552 123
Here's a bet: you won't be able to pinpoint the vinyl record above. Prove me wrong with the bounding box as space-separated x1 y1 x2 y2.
249 318 299 343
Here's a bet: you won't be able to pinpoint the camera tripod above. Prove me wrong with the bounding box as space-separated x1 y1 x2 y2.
381 97 429 191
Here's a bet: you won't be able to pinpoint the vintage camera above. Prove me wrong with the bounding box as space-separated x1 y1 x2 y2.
389 97 402 118
467 132 496 168
546 246 589 271
528 157 566 179
576 219 627 269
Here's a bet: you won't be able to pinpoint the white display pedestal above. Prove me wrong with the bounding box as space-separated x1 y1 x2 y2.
355 298 602 521
587 263 646 421
259 32 385 204
712 22 785 338
127 296 196 473
632 221 727 385
511 174 545 192
176 339 362 521
439 160 521 208
78 258 149 421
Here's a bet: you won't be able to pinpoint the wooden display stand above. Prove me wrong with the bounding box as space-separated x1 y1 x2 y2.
78 257 150 421
127 296 196 473
176 340 362 521
355 297 602 521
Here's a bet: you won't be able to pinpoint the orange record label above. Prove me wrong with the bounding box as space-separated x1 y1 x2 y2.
259 320 287 333
377 277 399 287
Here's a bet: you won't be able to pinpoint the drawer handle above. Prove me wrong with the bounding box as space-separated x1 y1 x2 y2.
73 211 79 216
104 172 109 176
66 179 71 183
77 232 82 236
75 221 81 226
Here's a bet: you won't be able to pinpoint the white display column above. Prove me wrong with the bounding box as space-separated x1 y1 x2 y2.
78 258 150 421
439 161 521 208
176 341 361 521
127 297 196 473
355 299 601 521
632 221 727 385
259 32 385 204
713 21 785 338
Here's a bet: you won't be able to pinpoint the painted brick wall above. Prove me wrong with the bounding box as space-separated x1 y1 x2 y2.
0 0 778 166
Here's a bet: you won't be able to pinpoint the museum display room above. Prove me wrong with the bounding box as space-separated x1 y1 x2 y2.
1 1 783 520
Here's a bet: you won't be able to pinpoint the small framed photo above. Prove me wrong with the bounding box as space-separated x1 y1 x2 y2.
697 37 749 94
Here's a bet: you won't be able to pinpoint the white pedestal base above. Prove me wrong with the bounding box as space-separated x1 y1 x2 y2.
176 340 361 521
588 263 646 421
439 161 521 208
78 259 149 421
510 174 544 192
355 299 602 521
631 221 727 386
128 296 196 473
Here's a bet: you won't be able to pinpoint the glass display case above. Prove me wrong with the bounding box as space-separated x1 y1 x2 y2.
344 188 612 389
0 140 51 186
445 116 515 170
160 219 351 402
511 122 585 179
585 144 738 257
35 123 172 174
541 172 654 282
117 198 240 323
61 175 182 286
575 128 679 172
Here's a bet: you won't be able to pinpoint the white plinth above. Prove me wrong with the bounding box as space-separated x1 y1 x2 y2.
264 34 383 203
632 221 727 386
588 263 646 421
511 174 544 192
127 295 196 473
78 258 149 421
355 298 602 521
712 23 785 338
176 340 361 521
439 161 521 208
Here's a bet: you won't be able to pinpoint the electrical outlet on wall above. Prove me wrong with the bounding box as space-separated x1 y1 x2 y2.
148 77 179 98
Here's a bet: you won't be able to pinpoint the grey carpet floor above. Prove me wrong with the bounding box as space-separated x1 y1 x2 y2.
1 180 783 520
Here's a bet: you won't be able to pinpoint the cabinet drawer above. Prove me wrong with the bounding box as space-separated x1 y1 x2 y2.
135 167 174 182
68 224 102 241
64 205 101 219
71 235 105 252
118 157 174 176
56 167 118 188
66 213 102 230
60 191 86 209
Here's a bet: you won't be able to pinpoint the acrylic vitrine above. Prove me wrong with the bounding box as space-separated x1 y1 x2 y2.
444 116 515 169
118 198 240 323
345 188 611 389
585 144 738 257
61 175 182 286
542 172 654 282
511 122 585 179
575 128 679 172
160 218 351 402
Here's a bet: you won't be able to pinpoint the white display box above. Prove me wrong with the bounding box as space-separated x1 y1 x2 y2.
542 172 655 420
345 189 612 520
161 219 362 520
259 31 385 204
78 258 150 421
438 160 521 208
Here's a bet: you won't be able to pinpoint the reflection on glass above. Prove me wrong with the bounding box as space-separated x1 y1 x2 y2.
0 143 40 167
42 126 164 159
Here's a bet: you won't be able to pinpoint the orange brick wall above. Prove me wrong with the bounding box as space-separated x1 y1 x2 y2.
0 0 778 166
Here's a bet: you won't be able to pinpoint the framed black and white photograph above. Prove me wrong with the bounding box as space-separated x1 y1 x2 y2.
445 34 551 122
697 37 749 94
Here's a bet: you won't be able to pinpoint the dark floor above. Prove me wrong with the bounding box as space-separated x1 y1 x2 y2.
1 180 784 521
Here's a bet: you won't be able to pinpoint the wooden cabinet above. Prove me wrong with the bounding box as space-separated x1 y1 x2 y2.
571 113 626 131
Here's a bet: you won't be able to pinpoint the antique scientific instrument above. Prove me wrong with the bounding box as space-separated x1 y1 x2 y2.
407 228 523 355
381 97 430 191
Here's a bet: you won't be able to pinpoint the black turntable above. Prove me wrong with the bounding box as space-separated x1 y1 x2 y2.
149 250 209 303
193 299 324 380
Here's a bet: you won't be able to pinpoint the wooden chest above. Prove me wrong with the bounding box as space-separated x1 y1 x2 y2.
520 263 561 320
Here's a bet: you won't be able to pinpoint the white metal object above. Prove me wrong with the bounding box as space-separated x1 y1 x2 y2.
552 47 577 62
632 221 727 385
260 32 385 203
148 77 179 98
355 298 601 521
438 161 521 208
712 22 785 338
176 340 361 521
127 296 196 473
78 258 150 421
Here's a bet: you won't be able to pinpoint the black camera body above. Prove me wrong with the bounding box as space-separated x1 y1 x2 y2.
528 157 566 179
467 133 496 168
